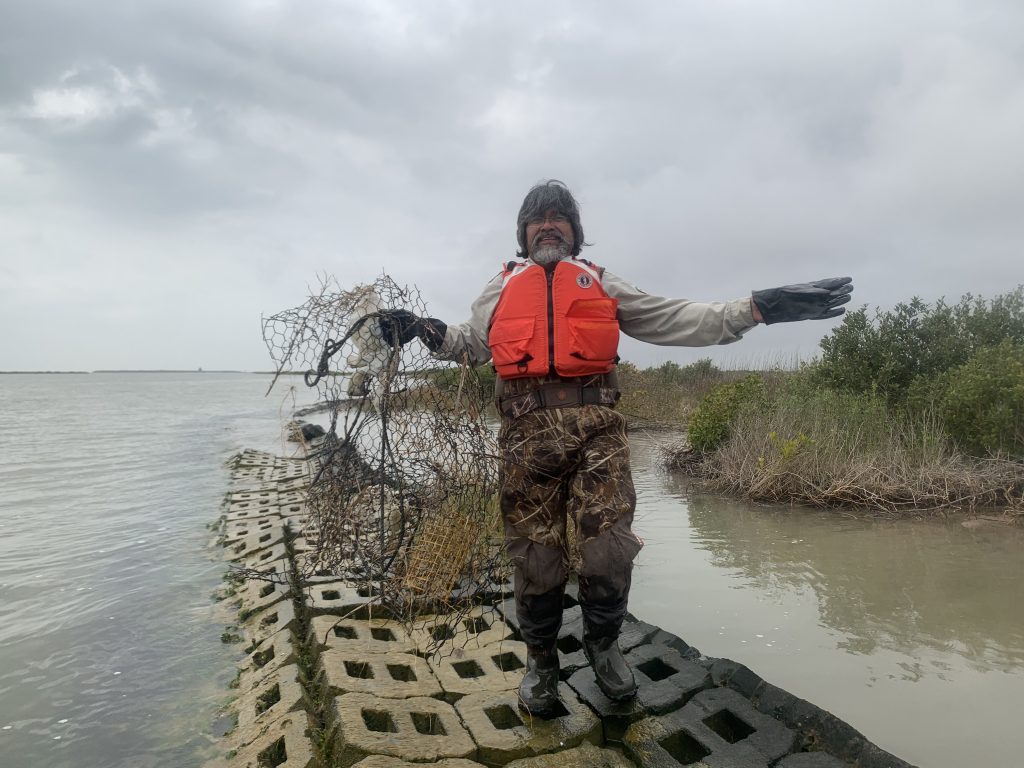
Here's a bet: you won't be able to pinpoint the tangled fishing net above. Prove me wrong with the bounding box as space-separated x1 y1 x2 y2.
262 275 507 650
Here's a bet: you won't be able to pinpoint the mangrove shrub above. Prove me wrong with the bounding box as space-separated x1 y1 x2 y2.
812 287 1024 403
919 339 1024 458
688 374 765 452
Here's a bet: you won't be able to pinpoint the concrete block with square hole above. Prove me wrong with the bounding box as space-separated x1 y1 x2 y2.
235 664 306 732
428 641 528 699
228 496 277 514
229 488 278 502
226 525 288 561
241 599 297 648
454 683 601 766
224 710 315 768
235 570 291 617
234 449 280 467
233 477 272 489
331 692 476 767
684 688 797 762
620 643 712 713
503 740 637 768
225 505 283 523
282 507 310 530
229 488 279 503
236 541 290 570
270 459 308 475
623 687 797 768
224 516 282 545
308 615 416 654
409 607 513 654
229 460 275 474
567 643 710 743
231 469 275 484
278 490 307 506
304 581 380 618
290 537 314 556
235 629 298 692
290 520 317 539
319 650 441 700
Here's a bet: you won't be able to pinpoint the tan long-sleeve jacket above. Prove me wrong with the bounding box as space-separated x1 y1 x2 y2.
436 258 757 367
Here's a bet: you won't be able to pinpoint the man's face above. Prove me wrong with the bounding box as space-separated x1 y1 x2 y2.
525 207 574 264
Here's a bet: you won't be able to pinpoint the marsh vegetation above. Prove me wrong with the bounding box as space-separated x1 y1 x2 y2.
649 288 1024 517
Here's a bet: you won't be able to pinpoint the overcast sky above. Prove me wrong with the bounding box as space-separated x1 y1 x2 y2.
2 0 1022 371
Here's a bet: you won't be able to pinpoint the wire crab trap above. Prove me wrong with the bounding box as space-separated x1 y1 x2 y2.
262 275 508 651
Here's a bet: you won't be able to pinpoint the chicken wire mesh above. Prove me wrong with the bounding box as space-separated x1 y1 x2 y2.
261 275 508 652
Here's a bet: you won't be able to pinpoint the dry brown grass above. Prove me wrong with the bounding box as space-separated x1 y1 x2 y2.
689 392 1024 515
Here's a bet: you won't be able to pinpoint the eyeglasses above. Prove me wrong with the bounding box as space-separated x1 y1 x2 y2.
526 212 569 226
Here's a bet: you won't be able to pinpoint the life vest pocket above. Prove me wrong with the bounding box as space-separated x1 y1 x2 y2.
565 298 619 362
489 315 537 370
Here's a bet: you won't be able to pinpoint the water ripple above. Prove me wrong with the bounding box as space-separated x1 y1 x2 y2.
0 373 289 768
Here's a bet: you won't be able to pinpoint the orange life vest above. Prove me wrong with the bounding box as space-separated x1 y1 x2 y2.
488 259 620 378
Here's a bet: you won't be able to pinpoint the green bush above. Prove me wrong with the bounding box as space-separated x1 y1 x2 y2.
812 287 1024 403
928 339 1024 458
688 374 766 452
705 382 1004 510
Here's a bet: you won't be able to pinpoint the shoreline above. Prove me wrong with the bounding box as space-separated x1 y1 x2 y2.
204 428 915 768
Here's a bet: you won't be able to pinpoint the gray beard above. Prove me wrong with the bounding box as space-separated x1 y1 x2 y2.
530 243 570 266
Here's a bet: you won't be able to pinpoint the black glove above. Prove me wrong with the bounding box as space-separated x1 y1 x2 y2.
376 309 447 351
751 276 853 324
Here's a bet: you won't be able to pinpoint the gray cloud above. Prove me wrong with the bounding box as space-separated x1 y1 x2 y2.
2 0 1022 370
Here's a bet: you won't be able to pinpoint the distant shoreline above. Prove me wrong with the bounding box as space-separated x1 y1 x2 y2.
0 369 251 375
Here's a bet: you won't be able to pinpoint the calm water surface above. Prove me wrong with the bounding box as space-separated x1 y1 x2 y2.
0 373 314 768
628 431 1024 768
1 375 1022 768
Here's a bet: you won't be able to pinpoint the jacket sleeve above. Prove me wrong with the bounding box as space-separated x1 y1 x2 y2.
433 274 503 365
603 270 757 346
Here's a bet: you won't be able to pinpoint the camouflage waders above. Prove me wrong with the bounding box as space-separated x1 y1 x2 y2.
498 381 643 650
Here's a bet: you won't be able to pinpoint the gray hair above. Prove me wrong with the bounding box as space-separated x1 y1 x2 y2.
515 179 587 259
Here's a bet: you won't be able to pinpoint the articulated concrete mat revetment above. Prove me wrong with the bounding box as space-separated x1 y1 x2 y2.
205 429 918 768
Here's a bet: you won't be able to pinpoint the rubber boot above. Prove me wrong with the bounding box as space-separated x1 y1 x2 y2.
583 634 637 701
517 645 560 717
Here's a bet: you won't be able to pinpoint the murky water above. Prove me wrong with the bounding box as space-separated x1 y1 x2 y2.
0 373 315 768
1 375 1021 767
627 430 1024 768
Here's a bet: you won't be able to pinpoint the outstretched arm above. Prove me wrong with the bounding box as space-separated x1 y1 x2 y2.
604 271 758 347
606 272 853 346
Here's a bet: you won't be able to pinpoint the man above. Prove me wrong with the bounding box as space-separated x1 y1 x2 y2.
381 180 852 716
